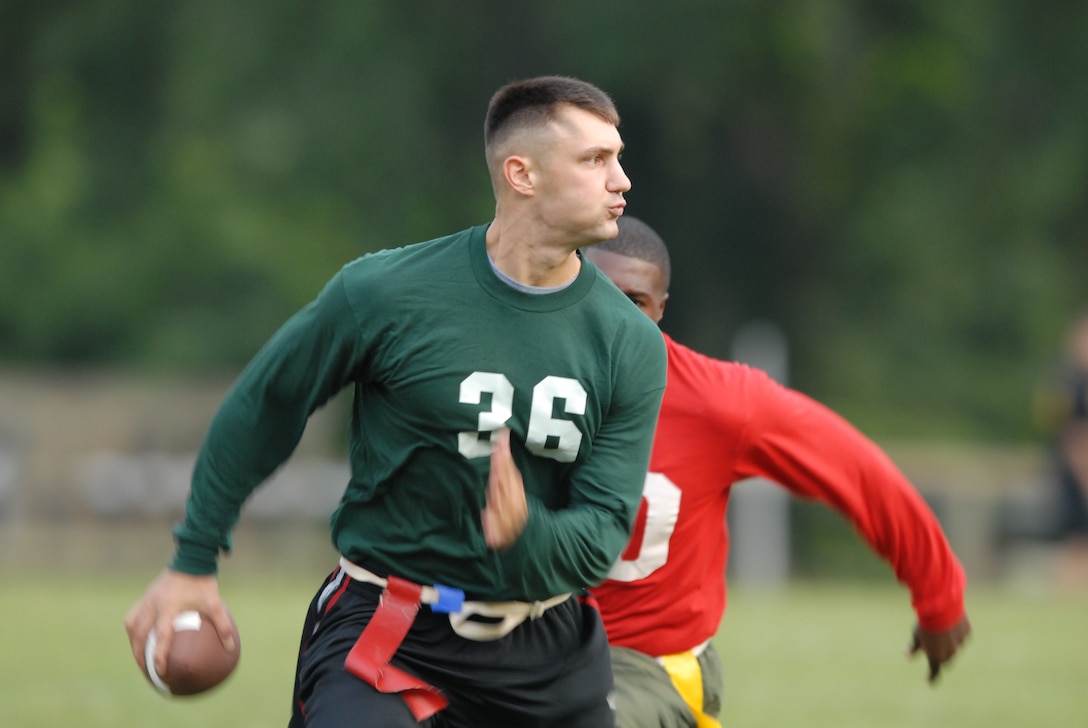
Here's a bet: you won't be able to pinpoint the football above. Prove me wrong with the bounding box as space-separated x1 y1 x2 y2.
143 610 241 697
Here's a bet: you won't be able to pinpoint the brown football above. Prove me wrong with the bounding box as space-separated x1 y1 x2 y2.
143 610 241 697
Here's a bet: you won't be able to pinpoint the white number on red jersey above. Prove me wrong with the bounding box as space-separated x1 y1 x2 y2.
605 472 681 581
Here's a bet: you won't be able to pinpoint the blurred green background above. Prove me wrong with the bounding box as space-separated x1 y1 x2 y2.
3 0 1086 438
2 2 1087 725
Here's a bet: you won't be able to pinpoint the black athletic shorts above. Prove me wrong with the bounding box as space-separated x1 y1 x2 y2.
288 566 616 727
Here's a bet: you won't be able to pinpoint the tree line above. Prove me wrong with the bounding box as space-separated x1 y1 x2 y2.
2 0 1085 441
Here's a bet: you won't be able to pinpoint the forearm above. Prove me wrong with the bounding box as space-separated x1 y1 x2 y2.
499 497 635 596
746 388 966 629
170 372 315 573
499 393 662 597
171 276 363 573
809 448 965 629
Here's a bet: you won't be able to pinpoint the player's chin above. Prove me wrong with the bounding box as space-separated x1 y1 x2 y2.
595 215 622 240
574 215 621 247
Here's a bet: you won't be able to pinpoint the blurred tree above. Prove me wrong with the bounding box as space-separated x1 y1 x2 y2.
0 0 1085 441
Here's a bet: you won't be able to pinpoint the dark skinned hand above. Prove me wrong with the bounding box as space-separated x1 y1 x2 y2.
908 614 972 684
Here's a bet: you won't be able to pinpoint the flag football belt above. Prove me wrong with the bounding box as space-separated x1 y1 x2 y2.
338 557 570 721
338 556 571 641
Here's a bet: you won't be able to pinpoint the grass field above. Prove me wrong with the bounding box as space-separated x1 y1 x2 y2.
1 571 1084 727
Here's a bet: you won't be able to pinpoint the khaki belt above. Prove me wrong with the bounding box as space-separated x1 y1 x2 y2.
338 556 571 641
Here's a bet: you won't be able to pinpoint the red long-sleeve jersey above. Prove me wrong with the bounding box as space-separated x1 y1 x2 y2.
592 333 966 657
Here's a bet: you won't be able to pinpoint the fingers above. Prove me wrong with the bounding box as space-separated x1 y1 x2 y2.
208 605 237 653
907 626 921 657
123 569 227 675
123 597 175 676
927 654 941 684
150 611 177 676
124 601 152 673
908 616 971 685
905 627 939 683
482 429 506 547
490 427 512 479
483 428 527 550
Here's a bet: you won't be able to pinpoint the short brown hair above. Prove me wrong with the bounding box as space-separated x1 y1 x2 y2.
484 76 620 155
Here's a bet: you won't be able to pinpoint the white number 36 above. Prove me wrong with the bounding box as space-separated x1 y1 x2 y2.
457 371 586 463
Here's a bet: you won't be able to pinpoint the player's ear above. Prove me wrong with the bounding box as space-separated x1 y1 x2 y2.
503 156 534 196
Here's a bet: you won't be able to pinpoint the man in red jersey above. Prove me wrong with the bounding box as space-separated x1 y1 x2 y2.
584 217 971 728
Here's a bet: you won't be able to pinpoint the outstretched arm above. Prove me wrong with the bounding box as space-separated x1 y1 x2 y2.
735 369 969 681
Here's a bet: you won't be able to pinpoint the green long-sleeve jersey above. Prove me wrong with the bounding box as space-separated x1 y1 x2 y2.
171 224 666 601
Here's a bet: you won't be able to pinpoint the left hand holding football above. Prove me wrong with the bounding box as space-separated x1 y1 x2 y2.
124 568 236 679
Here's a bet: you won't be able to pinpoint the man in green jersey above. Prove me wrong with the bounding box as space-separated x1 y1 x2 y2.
124 76 667 727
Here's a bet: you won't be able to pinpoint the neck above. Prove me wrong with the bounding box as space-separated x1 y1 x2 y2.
485 216 582 287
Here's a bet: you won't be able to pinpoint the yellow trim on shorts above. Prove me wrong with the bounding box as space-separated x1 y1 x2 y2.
659 650 723 728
